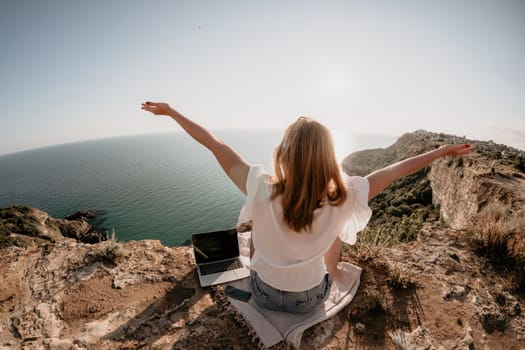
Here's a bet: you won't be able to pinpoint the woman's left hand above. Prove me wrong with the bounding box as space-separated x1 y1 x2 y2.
141 101 175 117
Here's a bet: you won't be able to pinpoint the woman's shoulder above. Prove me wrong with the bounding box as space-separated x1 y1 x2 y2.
342 173 369 190
246 165 273 198
248 165 272 182
341 173 370 209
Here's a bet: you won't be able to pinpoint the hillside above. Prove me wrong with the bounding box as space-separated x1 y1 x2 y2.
1 130 525 349
343 130 525 246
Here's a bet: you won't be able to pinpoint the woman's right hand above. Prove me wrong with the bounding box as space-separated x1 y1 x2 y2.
441 144 473 156
141 101 175 117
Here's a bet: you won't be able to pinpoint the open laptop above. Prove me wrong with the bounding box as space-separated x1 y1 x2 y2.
192 228 250 287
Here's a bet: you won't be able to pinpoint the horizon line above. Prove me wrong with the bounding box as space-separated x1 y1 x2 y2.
0 129 402 158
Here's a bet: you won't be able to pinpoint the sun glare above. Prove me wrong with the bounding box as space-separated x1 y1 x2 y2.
331 129 351 163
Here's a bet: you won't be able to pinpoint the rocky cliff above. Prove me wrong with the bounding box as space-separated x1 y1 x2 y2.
0 206 107 248
343 130 525 245
1 130 524 349
429 155 525 230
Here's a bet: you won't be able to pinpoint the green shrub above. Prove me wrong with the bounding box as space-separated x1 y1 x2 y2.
515 157 525 173
416 186 433 205
404 192 417 204
386 205 411 217
355 163 442 250
397 216 422 242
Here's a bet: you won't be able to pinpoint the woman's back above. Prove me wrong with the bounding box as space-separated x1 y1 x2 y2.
239 164 371 292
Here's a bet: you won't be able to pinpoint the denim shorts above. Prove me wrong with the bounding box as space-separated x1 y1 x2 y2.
250 271 331 314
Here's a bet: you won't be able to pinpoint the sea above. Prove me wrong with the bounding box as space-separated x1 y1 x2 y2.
0 130 395 246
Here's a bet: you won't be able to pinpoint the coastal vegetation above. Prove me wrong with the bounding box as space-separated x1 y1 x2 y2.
358 166 441 248
0 205 46 248
0 205 107 248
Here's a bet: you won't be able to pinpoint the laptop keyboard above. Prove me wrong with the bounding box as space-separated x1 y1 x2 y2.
199 259 243 276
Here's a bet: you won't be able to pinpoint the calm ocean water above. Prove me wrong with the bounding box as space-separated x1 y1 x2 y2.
0 130 394 246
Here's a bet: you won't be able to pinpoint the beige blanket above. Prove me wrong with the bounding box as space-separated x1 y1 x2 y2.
216 262 362 349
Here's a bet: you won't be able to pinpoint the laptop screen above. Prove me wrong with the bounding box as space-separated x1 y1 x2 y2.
192 228 239 264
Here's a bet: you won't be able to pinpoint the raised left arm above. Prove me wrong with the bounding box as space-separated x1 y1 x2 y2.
141 101 250 194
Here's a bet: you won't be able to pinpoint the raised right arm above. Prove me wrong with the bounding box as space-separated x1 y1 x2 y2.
365 144 472 201
141 101 250 194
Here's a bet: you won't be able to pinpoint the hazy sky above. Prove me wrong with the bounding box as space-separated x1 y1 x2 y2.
1 0 524 156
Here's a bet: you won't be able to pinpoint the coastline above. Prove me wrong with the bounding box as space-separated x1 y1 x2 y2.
1 130 525 348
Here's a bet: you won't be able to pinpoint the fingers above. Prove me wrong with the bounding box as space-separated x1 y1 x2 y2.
141 104 157 114
459 144 473 152
141 101 158 113
451 144 474 155
141 101 173 117
461 146 474 154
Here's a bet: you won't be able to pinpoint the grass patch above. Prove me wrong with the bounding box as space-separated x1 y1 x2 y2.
89 229 124 266
387 265 416 289
470 202 525 293
347 227 393 263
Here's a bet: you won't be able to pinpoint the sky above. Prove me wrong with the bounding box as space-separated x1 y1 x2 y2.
0 0 524 156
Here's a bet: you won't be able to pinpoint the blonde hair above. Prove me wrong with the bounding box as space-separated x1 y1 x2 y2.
271 116 347 232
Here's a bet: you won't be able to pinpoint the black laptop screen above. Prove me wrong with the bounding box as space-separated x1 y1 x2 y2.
192 228 239 264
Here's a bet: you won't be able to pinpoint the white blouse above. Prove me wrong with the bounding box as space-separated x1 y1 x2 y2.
238 165 372 292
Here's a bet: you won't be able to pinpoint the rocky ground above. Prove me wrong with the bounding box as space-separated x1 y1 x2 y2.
343 226 525 350
1 224 525 349
1 130 524 349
